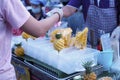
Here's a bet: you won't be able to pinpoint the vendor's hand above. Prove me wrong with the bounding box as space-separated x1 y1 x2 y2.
46 8 63 21
111 26 120 40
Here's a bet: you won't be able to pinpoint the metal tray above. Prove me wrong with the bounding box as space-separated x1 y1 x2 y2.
12 54 103 80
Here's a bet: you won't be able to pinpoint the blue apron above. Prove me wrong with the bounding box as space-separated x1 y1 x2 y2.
85 0 117 48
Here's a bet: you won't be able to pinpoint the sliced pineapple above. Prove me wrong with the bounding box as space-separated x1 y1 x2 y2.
51 28 72 51
22 32 36 40
75 27 88 49
61 28 72 47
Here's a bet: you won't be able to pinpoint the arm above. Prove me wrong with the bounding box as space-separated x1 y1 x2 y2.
62 0 82 17
20 13 60 37
4 0 62 38
62 5 77 17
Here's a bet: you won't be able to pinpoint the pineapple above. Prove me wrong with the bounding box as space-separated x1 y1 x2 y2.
50 28 72 47
75 27 88 49
14 43 24 56
53 33 65 51
82 61 97 80
61 28 72 47
50 29 61 42
22 32 36 40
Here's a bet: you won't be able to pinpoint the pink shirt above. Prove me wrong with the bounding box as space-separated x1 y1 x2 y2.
0 0 30 79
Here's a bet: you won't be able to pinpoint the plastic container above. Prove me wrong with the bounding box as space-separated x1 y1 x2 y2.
98 50 113 71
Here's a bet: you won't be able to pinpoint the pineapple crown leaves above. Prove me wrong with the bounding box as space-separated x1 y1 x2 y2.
15 42 22 47
55 33 62 39
82 61 93 74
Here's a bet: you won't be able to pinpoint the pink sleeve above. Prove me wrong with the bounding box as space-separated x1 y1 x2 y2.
3 0 30 29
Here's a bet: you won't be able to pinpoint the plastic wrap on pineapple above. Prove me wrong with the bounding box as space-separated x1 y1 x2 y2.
111 39 119 61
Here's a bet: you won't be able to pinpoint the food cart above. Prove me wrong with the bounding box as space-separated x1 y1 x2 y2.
11 32 104 80
12 54 103 80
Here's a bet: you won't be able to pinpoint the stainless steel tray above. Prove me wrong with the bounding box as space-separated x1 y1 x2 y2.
12 54 103 80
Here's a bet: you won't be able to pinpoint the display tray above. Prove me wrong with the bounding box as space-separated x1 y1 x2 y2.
12 54 103 79
13 54 75 78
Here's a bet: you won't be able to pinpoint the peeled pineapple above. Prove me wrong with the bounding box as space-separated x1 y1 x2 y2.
51 28 72 51
14 43 24 56
50 29 61 42
51 27 89 50
82 61 97 80
61 28 72 47
54 38 65 51
50 28 72 47
22 32 36 40
75 27 88 49
53 33 65 51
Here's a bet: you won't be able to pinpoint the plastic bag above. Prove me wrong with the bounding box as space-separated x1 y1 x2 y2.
111 58 120 73
100 33 112 51
111 39 119 61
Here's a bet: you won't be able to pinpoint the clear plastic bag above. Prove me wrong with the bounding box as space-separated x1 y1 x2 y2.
111 39 119 61
100 33 112 51
111 58 120 72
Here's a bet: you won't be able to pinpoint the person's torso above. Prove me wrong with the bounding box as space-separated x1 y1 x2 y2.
85 0 117 47
0 4 12 66
82 0 116 20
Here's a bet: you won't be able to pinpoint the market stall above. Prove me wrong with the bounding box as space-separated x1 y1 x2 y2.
11 54 103 80
11 26 119 80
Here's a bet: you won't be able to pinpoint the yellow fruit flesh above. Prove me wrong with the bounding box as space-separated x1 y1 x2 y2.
51 28 72 51
22 32 36 40
14 46 24 56
75 27 88 49
50 29 61 42
51 27 88 50
54 39 65 51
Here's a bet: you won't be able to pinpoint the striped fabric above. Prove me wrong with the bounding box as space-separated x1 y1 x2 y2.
85 0 117 47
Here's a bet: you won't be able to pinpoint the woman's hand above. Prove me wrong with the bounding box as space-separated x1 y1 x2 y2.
46 8 63 21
